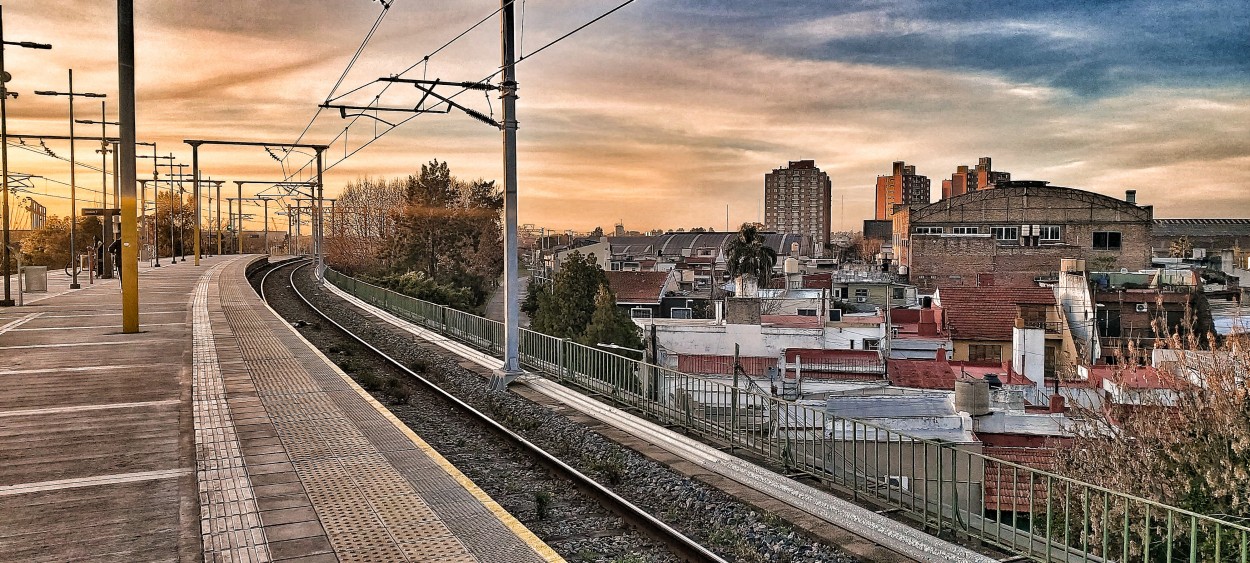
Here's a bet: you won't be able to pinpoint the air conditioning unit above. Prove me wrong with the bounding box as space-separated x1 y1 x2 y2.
1135 303 1148 313
856 296 867 303
891 327 900 338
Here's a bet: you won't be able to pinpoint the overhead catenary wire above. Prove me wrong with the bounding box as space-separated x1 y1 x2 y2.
275 0 638 199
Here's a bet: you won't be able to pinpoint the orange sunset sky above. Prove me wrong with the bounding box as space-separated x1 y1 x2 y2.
4 1 1249 233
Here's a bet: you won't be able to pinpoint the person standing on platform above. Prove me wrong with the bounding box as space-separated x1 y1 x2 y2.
108 238 122 282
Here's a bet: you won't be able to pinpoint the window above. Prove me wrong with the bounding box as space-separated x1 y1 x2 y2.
863 338 880 350
991 226 1019 243
914 226 943 235
670 307 692 319
1039 225 1061 241
892 287 905 300
630 308 653 319
854 288 869 298
797 308 817 317
968 344 1002 363
952 226 980 235
1093 231 1122 250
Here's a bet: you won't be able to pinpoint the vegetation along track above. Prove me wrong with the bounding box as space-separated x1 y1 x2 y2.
254 258 857 563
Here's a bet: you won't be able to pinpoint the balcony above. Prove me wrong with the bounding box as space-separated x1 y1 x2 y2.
1022 320 1063 334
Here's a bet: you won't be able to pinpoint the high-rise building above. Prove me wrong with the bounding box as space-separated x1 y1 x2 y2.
764 160 831 256
874 161 931 220
941 156 1010 199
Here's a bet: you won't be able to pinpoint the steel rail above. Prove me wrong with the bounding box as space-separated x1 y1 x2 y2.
261 259 727 563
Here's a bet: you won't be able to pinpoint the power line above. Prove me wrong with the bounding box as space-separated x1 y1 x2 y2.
286 1 393 153
277 0 638 193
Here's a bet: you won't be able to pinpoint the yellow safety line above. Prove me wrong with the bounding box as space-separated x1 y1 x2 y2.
255 261 565 563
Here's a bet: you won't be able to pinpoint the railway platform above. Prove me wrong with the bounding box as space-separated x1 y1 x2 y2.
0 255 559 563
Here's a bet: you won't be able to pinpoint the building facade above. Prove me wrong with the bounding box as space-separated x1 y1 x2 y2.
894 182 1154 290
940 156 1011 200
764 160 832 256
874 161 931 220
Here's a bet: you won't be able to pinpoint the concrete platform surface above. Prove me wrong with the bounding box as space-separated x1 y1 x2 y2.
0 255 560 563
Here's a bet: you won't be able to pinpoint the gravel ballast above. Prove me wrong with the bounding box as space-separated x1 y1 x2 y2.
260 262 857 563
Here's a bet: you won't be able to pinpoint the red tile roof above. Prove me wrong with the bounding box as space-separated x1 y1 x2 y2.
677 354 774 377
604 271 671 304
937 286 1055 341
889 358 957 389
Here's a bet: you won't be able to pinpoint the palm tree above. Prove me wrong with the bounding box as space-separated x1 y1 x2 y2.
725 223 778 289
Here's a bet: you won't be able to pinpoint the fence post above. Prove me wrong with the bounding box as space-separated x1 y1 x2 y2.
558 338 568 382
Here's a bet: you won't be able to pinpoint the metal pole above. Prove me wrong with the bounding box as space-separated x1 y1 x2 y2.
216 181 222 256
99 101 109 278
498 0 521 377
169 163 176 263
0 10 10 305
68 69 79 288
263 198 269 255
315 149 324 281
191 144 200 265
151 144 159 266
118 0 139 332
236 180 242 254
226 199 233 254
286 204 291 255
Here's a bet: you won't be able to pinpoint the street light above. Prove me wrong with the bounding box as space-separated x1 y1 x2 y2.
76 102 119 277
35 71 105 289
0 6 51 306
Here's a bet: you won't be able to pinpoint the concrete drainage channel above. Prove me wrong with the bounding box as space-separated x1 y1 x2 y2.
256 259 859 563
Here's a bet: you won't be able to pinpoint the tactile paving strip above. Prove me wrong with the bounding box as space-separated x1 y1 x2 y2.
216 263 556 563
193 262 272 562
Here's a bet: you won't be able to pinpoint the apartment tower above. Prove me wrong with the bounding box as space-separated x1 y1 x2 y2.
874 160 931 220
941 156 1011 199
764 160 832 256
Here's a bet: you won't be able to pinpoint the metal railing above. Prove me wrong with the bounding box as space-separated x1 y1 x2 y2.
325 268 1250 563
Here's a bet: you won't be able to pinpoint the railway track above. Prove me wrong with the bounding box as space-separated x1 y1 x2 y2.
255 258 739 563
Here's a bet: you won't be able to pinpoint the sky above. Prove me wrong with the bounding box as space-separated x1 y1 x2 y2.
3 0 1249 233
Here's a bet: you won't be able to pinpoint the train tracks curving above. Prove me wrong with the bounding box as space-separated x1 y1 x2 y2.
255 258 748 563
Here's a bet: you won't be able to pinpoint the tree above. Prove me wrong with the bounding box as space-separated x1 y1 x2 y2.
326 177 406 275
19 215 103 268
385 160 504 308
725 223 777 286
589 226 604 238
1057 335 1250 560
529 251 605 340
1169 235 1194 259
581 284 643 351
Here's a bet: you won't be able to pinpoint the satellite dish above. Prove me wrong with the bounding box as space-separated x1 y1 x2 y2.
1 71 10 83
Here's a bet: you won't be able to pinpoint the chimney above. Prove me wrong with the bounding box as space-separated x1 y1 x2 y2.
1125 190 1137 205
1049 394 1066 414
935 347 948 363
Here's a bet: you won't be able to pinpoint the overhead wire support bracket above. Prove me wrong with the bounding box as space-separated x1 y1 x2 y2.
324 77 502 130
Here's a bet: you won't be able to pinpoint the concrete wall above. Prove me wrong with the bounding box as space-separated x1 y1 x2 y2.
652 321 885 364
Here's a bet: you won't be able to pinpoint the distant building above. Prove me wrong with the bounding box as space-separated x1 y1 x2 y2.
940 156 1010 200
894 182 1154 290
1151 218 1250 259
764 160 832 256
874 161 930 220
604 270 680 319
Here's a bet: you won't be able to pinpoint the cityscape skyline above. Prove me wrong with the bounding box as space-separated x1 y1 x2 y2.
3 1 1248 232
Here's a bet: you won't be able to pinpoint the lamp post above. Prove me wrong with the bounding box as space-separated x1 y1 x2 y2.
137 151 174 265
36 71 105 289
0 7 51 305
76 103 119 277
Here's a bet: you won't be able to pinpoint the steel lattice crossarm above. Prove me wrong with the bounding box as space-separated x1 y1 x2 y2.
320 77 501 129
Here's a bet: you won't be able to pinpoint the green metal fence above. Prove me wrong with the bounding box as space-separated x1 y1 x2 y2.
325 268 1250 563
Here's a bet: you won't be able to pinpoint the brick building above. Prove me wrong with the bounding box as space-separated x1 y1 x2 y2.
940 156 1010 200
893 181 1153 290
764 160 832 255
874 160 930 220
